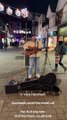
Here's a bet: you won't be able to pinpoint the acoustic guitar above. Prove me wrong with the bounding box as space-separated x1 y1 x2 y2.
25 46 42 56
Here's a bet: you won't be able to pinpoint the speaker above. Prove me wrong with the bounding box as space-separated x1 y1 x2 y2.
5 84 18 94
5 80 19 94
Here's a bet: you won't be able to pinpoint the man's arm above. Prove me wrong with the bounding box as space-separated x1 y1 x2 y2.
23 42 30 50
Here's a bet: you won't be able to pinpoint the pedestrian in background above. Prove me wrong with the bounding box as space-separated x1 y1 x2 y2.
53 41 67 72
4 41 8 50
0 40 3 50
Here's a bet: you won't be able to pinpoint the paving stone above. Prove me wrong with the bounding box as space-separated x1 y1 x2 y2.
0 100 4 112
49 114 58 119
57 113 65 119
2 107 9 112
45 109 56 114
0 50 67 120
56 109 64 114
65 114 67 118
0 118 7 120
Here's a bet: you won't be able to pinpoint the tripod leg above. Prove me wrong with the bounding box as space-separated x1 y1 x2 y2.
47 56 53 70
43 55 53 75
42 55 47 74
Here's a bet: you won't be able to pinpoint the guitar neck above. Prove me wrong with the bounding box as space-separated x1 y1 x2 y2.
26 47 43 51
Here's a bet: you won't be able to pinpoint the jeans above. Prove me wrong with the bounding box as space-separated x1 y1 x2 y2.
59 55 63 66
28 57 40 75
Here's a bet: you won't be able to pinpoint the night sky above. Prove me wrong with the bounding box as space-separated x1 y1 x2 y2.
0 0 58 14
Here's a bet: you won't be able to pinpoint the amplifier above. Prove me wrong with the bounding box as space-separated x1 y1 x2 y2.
5 80 20 94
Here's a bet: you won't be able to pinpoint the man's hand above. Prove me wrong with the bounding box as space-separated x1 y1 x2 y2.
41 48 45 52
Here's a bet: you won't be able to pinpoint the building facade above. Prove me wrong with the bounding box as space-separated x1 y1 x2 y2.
56 0 67 45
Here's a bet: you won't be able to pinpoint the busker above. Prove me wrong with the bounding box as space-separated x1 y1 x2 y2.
23 35 43 79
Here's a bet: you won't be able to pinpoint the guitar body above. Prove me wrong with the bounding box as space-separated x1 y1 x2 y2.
25 46 38 56
25 49 37 56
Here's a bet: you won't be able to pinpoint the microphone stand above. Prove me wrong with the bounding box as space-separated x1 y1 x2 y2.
43 30 52 74
34 38 39 78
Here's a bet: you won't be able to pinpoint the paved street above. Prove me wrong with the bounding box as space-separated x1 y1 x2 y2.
0 46 67 120
0 47 25 75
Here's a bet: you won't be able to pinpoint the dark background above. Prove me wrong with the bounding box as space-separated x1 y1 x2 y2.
0 0 58 14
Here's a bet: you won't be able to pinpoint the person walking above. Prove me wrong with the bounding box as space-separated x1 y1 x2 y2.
53 41 67 72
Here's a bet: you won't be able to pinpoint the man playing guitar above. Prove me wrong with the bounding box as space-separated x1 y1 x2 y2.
23 35 43 79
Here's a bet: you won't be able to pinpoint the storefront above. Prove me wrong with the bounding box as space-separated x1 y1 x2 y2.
58 23 67 45
48 29 57 49
56 2 67 45
47 6 57 50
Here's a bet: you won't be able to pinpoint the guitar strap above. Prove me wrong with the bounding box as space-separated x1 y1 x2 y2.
37 40 39 48
34 40 39 49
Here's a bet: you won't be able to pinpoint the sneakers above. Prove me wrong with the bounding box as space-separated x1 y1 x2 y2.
28 74 40 79
28 74 32 79
36 73 40 78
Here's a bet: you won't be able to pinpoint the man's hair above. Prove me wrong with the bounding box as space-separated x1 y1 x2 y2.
31 34 36 37
58 41 63 45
